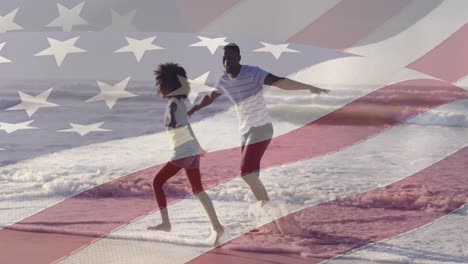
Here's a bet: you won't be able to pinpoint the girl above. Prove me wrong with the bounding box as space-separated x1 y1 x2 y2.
148 63 224 246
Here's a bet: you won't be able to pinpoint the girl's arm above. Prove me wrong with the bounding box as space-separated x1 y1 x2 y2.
188 91 222 117
168 102 178 128
187 123 206 156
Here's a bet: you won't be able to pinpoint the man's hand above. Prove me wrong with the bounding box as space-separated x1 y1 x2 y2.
266 74 331 95
187 91 222 118
311 87 330 94
188 108 194 118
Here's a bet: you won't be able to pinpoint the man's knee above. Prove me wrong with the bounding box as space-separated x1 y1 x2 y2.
241 171 260 185
152 176 165 189
240 162 260 176
191 186 204 195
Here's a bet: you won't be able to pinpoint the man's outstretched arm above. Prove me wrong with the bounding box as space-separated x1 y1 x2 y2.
264 73 330 94
188 91 222 116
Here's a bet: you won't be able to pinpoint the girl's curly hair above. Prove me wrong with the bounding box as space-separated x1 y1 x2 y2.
154 62 188 99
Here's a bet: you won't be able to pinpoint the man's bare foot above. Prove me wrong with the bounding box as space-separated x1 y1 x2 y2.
249 226 272 234
211 226 224 246
147 222 171 232
249 221 284 235
248 227 262 233
259 200 269 207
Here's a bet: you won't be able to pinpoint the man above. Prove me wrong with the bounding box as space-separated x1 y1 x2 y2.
189 43 329 205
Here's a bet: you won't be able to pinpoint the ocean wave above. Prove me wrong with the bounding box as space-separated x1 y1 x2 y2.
336 183 468 213
268 100 468 127
408 110 468 127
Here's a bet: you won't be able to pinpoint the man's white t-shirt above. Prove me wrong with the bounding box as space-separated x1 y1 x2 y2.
215 65 272 134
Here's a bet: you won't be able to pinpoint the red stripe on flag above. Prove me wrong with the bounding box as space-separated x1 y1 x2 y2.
175 0 242 32
189 146 468 264
407 24 468 83
288 0 411 50
0 80 466 264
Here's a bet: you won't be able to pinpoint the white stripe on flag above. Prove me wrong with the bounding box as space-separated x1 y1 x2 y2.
326 205 468 264
348 1 468 66
345 0 442 51
199 0 340 41
455 75 468 91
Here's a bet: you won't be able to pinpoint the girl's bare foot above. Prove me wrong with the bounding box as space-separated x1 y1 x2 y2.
147 222 171 232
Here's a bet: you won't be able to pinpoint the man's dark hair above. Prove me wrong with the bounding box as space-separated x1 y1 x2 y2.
223 43 240 54
154 62 187 99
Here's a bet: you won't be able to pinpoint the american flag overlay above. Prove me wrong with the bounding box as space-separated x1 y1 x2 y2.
1 1 467 263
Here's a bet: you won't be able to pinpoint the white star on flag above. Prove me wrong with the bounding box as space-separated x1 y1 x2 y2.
58 122 111 136
253 41 299 60
34 36 86 67
0 8 23 32
6 88 59 117
46 2 89 32
189 36 228 55
188 72 217 104
85 77 137 109
0 42 11 63
104 9 137 32
0 120 38 134
456 75 468 91
114 36 163 62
